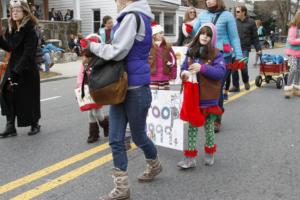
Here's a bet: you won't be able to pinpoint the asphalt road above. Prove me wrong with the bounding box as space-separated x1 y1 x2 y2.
0 48 300 200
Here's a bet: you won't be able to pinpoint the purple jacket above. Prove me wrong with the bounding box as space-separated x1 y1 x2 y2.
181 51 226 108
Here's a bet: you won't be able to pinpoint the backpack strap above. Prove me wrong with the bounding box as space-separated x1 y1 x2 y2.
212 11 223 25
127 11 141 33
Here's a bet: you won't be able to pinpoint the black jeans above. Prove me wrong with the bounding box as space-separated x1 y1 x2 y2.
232 50 249 88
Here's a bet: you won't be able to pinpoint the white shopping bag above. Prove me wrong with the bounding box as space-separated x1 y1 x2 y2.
75 85 101 111
147 90 186 151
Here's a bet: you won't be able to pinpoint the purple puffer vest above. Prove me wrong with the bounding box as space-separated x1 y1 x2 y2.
114 12 152 86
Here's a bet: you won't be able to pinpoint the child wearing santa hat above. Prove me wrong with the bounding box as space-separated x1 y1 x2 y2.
149 22 177 90
178 23 226 169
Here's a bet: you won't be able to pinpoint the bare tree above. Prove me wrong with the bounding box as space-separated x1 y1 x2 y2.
274 0 300 34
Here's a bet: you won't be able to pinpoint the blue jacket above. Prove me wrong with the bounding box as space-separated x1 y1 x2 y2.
192 10 243 59
99 28 114 44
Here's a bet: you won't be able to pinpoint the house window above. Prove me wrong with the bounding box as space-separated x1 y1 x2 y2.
164 13 175 36
93 9 101 33
153 12 160 23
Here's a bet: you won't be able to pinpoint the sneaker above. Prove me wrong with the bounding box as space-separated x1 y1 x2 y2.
49 63 54 68
177 157 197 169
229 86 240 92
244 82 250 90
204 153 214 166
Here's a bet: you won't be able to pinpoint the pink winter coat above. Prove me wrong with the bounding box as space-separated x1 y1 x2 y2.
286 26 300 57
76 64 85 88
148 40 177 82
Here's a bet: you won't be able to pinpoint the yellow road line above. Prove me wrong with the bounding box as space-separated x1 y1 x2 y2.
4 79 261 199
225 82 265 104
11 145 137 200
0 143 110 195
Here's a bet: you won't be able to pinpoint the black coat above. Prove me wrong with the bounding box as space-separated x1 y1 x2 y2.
176 23 193 46
0 19 41 127
236 17 261 52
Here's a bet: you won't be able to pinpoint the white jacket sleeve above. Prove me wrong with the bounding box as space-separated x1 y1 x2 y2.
89 14 141 61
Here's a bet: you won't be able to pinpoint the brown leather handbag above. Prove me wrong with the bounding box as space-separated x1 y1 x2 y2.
82 57 128 105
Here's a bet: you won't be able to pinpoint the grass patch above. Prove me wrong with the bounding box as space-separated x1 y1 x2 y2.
40 71 61 79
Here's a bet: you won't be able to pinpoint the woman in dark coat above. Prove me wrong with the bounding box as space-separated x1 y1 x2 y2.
0 0 41 138
176 7 197 46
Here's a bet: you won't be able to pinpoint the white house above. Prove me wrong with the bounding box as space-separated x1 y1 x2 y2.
2 0 236 43
47 0 191 43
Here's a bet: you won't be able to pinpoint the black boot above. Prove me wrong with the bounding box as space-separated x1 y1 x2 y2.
99 116 109 137
87 122 99 143
28 123 41 136
0 116 17 138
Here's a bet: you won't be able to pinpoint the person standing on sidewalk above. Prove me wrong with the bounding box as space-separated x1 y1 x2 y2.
0 0 41 138
192 0 243 133
176 7 197 46
254 19 265 66
99 15 114 44
83 1 162 199
284 10 300 98
230 5 262 92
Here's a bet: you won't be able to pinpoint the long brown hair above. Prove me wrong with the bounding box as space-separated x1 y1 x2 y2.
9 8 37 32
184 7 197 23
187 26 216 61
289 10 300 28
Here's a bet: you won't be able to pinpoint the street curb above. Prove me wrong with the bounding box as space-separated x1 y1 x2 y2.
40 76 76 83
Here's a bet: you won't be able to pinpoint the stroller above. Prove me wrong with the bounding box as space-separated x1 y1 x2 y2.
255 54 289 89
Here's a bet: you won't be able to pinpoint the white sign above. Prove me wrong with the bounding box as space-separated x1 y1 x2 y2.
161 0 181 5
147 90 185 151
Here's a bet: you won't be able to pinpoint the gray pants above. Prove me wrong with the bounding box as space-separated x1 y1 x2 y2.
88 109 104 123
287 56 300 86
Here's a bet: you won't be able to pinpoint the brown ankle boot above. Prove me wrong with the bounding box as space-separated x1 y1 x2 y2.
87 122 99 143
99 168 130 200
99 116 109 137
138 157 162 182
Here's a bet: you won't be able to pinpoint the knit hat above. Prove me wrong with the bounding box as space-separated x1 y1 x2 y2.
10 0 31 14
151 21 164 36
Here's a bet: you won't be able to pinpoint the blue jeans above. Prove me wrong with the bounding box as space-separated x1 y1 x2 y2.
218 56 232 110
109 85 157 171
232 50 249 88
43 53 51 72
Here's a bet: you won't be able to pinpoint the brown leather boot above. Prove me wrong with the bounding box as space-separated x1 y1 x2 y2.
138 157 162 182
99 116 109 137
87 122 99 143
99 168 130 200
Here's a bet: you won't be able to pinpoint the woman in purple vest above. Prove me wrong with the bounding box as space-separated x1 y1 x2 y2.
84 1 162 199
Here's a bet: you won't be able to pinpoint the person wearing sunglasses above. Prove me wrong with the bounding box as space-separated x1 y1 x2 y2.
176 7 197 46
230 5 262 92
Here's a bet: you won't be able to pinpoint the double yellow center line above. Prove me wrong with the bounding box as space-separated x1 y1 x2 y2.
1 81 260 199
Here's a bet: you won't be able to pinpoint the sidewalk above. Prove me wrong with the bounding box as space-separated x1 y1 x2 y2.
40 59 82 82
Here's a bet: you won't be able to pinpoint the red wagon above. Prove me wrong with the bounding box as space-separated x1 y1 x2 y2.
255 59 289 89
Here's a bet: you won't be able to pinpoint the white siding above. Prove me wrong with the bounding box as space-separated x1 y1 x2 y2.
79 0 117 35
48 0 73 13
49 0 117 36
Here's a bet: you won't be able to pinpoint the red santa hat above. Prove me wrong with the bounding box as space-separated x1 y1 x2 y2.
151 21 164 36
